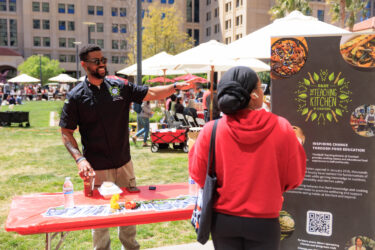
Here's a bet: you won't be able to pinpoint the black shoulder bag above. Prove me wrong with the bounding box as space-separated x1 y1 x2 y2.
191 119 219 244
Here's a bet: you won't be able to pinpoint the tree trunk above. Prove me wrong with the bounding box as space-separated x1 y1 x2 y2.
340 0 346 28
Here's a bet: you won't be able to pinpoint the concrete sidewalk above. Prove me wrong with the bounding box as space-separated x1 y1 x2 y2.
146 241 214 250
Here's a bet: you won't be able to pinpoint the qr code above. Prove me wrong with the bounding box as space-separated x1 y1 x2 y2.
306 210 333 236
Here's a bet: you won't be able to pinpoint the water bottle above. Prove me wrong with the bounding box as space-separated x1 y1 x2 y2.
63 177 74 208
188 176 198 196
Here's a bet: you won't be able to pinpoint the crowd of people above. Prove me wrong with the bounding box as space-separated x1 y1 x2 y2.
0 82 70 106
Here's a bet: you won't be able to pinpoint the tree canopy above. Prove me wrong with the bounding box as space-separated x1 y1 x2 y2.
327 0 368 31
17 55 64 85
269 0 312 20
127 3 194 64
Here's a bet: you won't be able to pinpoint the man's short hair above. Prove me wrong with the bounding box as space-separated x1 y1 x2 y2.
79 44 101 62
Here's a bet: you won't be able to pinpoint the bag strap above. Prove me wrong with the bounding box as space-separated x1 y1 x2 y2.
206 119 219 178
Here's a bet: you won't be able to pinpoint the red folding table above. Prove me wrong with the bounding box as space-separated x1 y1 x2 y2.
5 183 194 250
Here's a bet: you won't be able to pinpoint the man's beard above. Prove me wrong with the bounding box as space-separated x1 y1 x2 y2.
88 66 108 79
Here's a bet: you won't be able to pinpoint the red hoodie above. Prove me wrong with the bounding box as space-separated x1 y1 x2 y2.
189 109 306 218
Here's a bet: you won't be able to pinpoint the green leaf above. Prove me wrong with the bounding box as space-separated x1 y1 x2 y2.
313 72 319 81
298 93 308 99
301 108 309 115
311 113 317 121
337 78 345 86
326 113 333 122
335 109 343 116
303 78 310 86
328 72 335 81
339 94 349 100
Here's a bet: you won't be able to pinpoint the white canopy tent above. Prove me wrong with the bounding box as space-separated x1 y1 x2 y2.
117 52 187 76
228 11 350 59
48 73 77 83
7 74 40 83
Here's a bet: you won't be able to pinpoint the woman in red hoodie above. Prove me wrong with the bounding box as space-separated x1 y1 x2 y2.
189 66 306 250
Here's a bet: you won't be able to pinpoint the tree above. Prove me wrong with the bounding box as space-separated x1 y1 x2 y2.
269 0 312 20
127 3 194 64
327 0 368 31
17 55 64 85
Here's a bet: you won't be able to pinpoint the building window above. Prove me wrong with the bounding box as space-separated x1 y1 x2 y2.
317 10 324 21
120 24 127 33
0 0 6 11
0 19 7 46
68 55 76 62
194 0 199 23
168 0 174 3
206 27 211 37
32 2 40 12
9 18 16 46
67 4 74 14
236 0 243 7
59 38 66 47
97 23 104 32
97 6 103 16
120 56 127 64
43 20 50 30
42 2 49 12
59 21 66 30
88 5 94 15
225 19 231 30
112 40 119 49
206 12 211 21
112 56 119 64
236 15 243 26
97 39 104 49
214 7 218 17
112 24 118 33
58 3 65 13
88 25 95 33
33 19 41 29
225 37 231 44
161 0 166 3
186 0 192 22
59 55 67 63
120 8 126 17
9 0 16 12
43 37 50 47
214 23 220 34
68 38 75 48
89 38 95 44
235 34 242 40
112 7 118 16
33 37 41 46
147 0 152 2
225 2 232 12
68 21 75 31
207 0 211 5
120 40 127 49
193 29 199 45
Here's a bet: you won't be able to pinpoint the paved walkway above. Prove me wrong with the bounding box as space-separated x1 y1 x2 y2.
146 241 214 250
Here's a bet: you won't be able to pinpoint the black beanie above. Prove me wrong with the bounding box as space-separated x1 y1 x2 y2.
218 66 259 114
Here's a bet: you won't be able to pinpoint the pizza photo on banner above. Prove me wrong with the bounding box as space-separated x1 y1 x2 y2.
271 34 375 250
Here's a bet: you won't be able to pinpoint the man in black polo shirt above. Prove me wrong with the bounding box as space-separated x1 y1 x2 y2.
59 44 189 250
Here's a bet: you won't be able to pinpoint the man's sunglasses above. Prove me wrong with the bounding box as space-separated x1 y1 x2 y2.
85 57 107 65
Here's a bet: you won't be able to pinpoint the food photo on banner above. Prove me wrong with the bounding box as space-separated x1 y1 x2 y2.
271 33 375 250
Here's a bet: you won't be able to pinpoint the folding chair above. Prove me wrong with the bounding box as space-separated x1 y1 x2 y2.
195 117 206 127
164 110 183 128
175 113 188 126
185 115 197 127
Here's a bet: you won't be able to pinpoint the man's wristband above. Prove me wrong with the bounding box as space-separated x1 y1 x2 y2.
76 156 86 164
173 82 177 90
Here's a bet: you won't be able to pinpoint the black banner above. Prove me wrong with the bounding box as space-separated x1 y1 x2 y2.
271 35 375 250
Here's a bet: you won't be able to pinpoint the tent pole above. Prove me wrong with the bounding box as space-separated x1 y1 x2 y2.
210 66 214 121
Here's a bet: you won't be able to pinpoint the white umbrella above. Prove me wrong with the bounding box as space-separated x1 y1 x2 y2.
117 52 186 76
78 76 86 82
49 73 77 83
228 10 350 59
8 74 40 83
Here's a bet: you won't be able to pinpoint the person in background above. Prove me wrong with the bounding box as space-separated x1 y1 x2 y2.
205 82 221 121
189 66 306 250
132 101 153 147
202 84 210 121
165 94 176 112
195 86 204 102
59 44 190 250
348 237 366 250
183 99 198 120
174 96 185 115
365 108 375 133
8 95 16 105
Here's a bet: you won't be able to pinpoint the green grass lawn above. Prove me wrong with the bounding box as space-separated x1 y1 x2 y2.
0 101 195 249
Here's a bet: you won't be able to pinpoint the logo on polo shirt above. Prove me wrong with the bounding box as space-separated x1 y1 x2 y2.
109 86 123 101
